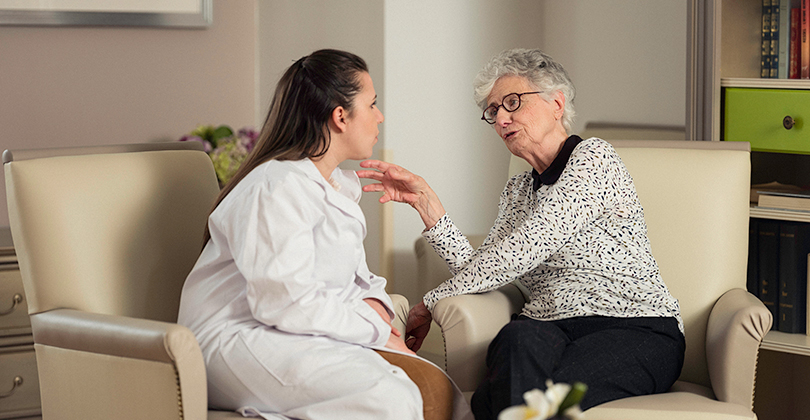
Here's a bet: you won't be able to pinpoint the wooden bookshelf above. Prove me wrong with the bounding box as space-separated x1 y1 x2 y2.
708 1 810 417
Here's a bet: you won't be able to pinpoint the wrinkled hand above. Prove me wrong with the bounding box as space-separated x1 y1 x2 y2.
404 301 432 352
357 160 430 205
358 160 446 228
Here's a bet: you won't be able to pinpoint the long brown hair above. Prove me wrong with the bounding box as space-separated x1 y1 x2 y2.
203 49 368 244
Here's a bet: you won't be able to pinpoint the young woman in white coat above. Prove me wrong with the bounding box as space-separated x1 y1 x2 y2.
177 50 469 420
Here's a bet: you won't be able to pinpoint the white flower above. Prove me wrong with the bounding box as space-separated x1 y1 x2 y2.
498 380 585 420
542 380 571 415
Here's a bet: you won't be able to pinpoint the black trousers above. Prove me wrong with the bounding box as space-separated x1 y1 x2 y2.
470 315 685 420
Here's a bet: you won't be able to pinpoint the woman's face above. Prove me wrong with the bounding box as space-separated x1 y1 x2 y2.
486 75 564 162
343 71 384 160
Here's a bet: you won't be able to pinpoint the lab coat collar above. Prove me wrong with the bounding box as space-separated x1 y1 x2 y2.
287 159 367 235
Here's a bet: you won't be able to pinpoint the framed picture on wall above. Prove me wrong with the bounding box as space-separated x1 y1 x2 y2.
0 0 212 27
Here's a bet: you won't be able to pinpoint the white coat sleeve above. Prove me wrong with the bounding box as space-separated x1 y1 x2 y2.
219 177 391 348
353 250 395 321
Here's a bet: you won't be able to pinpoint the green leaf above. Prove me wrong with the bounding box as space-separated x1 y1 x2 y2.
211 125 235 143
558 382 587 413
190 124 215 140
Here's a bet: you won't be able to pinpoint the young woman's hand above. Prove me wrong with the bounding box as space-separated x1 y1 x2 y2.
384 331 416 355
364 297 391 323
363 297 417 354
358 160 446 229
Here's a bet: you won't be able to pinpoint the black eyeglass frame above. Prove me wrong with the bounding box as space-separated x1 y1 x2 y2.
481 91 543 124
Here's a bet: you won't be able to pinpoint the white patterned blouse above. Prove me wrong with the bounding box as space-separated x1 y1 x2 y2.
422 136 683 334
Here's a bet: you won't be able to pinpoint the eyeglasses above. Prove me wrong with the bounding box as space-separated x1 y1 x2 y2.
481 91 542 124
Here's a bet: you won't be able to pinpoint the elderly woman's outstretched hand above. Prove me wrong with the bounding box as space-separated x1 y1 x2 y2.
358 160 446 229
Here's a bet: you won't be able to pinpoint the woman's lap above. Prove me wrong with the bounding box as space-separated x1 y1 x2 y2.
471 315 684 419
206 331 423 419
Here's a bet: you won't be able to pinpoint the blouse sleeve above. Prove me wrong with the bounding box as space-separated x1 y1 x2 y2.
423 143 619 310
218 176 391 348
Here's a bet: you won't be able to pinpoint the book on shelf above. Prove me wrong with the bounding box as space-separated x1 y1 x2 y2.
762 0 807 78
778 222 810 333
799 0 810 79
765 0 774 78
791 6 801 78
758 190 810 211
772 0 781 78
779 0 790 77
749 218 810 335
806 254 810 334
759 220 781 330
749 219 760 297
751 181 805 204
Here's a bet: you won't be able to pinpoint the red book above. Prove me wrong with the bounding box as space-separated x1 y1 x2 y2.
791 7 801 78
803 0 810 78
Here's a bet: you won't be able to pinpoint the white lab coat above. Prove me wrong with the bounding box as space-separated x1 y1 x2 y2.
178 158 470 420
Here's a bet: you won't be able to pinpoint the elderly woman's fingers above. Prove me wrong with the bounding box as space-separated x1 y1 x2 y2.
359 159 393 170
356 169 385 180
361 183 384 192
359 159 381 168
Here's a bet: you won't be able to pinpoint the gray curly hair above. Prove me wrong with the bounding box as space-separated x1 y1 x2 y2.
473 48 576 134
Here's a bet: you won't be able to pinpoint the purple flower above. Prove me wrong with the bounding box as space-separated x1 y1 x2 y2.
178 125 262 187
179 135 213 153
237 127 260 152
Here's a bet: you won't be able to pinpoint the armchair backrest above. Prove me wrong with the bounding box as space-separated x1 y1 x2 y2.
610 140 751 388
510 139 751 389
4 142 220 322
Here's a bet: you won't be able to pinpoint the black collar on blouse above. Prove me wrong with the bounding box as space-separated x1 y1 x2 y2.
531 135 584 191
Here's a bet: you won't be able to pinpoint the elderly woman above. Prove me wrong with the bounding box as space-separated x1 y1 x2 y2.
358 48 685 419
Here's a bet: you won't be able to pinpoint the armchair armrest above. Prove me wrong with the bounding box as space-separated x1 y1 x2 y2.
30 308 207 420
432 284 526 393
706 288 773 409
389 293 409 337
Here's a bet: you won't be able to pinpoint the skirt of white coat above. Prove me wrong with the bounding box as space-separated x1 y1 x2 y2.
205 324 473 420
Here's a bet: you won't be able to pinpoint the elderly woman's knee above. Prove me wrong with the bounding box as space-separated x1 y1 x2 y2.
490 318 567 361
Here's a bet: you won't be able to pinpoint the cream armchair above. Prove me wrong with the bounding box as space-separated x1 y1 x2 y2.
4 142 410 420
415 140 772 419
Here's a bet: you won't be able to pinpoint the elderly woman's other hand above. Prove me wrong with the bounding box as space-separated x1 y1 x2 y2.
358 160 446 229
404 301 432 352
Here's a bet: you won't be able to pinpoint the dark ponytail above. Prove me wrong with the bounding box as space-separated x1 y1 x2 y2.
202 49 368 245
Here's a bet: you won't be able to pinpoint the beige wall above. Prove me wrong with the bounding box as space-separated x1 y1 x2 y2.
0 0 256 226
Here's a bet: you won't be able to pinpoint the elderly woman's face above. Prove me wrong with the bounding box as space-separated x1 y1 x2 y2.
486 75 565 160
